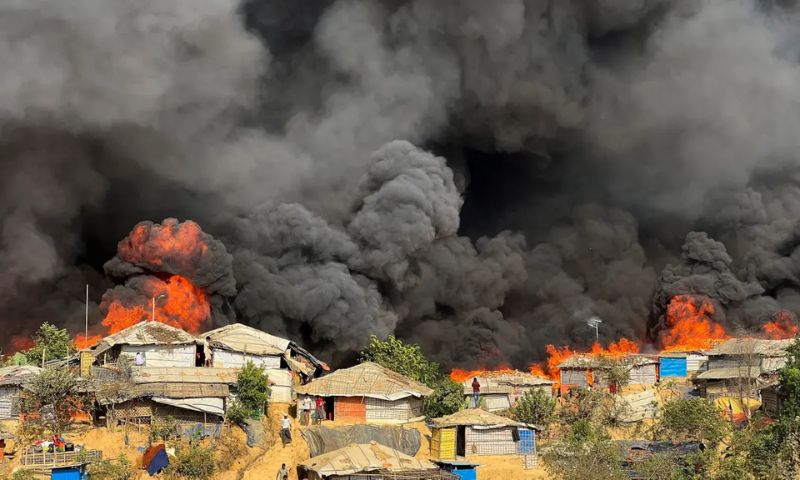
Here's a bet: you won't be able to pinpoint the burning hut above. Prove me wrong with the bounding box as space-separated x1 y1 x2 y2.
299 442 457 480
0 365 42 420
87 321 198 368
461 371 553 411
430 408 536 459
295 362 432 423
693 338 793 408
557 354 659 394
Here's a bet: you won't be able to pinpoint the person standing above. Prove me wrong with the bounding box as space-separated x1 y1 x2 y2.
471 377 481 408
302 396 312 426
203 336 213 367
135 352 145 366
276 463 288 480
280 415 292 446
315 397 325 425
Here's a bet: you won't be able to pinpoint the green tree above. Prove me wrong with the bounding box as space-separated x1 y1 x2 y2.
544 422 626 480
511 388 555 427
19 367 85 432
360 335 461 418
169 443 215 479
657 398 728 447
233 361 270 421
24 322 73 365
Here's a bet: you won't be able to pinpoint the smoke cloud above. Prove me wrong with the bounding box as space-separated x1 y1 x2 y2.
4 0 800 368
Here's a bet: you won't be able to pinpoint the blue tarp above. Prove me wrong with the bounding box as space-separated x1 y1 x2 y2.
517 428 535 454
434 461 478 480
51 467 81 480
660 357 688 378
146 449 169 476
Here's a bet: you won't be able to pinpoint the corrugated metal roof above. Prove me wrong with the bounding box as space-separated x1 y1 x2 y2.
695 367 762 380
706 338 794 357
91 322 196 356
461 371 552 395
558 354 658 369
431 408 525 428
295 362 433 400
300 442 438 476
200 323 288 356
0 365 42 386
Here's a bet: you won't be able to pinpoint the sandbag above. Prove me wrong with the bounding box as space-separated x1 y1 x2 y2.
243 418 265 447
301 424 421 458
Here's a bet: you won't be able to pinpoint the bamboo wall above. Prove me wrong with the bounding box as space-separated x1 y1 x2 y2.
464 426 517 456
430 427 456 460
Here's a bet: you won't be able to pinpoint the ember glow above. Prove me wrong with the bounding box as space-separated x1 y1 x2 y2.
762 310 800 340
660 295 728 352
527 339 639 381
10 336 34 352
102 275 209 334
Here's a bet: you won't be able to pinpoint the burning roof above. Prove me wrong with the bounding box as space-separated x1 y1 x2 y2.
89 321 197 356
706 338 795 357
557 354 658 370
201 323 288 356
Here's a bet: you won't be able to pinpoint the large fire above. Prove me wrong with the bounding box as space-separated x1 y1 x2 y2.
762 310 800 340
450 365 516 383
117 220 208 270
660 295 728 352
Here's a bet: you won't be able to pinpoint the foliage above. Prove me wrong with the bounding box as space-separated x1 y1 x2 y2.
11 469 38 480
87 454 135 480
779 338 800 418
657 398 728 447
24 322 74 365
19 367 85 432
169 443 216 479
150 416 178 442
234 361 271 421
597 357 631 390
632 452 681 480
360 335 440 386
360 335 461 418
544 422 626 480
559 389 624 428
224 399 249 426
214 429 247 471
511 388 555 427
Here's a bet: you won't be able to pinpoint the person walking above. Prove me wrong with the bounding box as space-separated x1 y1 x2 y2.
315 397 325 425
276 463 288 480
280 415 292 446
471 377 481 408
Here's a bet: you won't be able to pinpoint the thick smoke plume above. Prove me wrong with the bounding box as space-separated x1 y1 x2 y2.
4 0 800 368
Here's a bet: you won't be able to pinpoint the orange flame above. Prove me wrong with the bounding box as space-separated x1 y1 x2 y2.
74 334 103 350
450 365 516 383
118 220 208 269
526 338 640 381
661 295 728 352
762 310 799 340
10 336 34 352
101 275 210 335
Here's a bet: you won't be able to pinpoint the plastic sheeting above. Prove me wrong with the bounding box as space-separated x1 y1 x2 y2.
151 397 224 416
301 424 421 458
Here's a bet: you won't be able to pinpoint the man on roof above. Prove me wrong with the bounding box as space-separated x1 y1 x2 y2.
472 377 480 408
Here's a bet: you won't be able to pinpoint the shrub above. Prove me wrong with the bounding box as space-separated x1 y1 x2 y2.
544 423 626 480
215 430 247 471
24 322 74 365
657 397 728 447
150 416 178 442
87 455 135 480
423 378 463 419
235 362 270 420
18 368 84 431
512 389 555 427
170 443 216 479
11 470 37 480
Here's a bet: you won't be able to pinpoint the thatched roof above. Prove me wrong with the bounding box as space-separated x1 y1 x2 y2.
96 382 230 404
706 338 794 357
461 371 552 395
300 442 438 477
131 367 238 385
295 362 433 400
431 408 525 429
558 354 658 369
91 322 196 356
200 323 287 356
695 367 763 380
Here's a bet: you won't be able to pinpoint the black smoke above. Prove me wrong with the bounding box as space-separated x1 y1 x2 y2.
3 0 800 368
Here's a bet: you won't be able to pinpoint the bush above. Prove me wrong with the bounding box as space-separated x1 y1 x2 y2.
87 455 135 480
424 378 464 419
170 443 216 479
19 367 84 431
544 423 626 480
235 362 270 420
150 416 178 442
11 470 37 480
657 398 728 447
215 430 247 471
512 389 555 427
225 400 249 426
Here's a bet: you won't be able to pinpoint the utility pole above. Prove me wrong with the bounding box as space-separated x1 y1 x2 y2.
151 294 167 322
85 284 89 341
587 317 602 341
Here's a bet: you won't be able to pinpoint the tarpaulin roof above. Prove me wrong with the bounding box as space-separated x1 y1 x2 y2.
91 322 196 356
706 338 794 357
461 371 552 395
132 367 238 384
295 362 433 400
558 354 658 369
200 323 288 356
431 408 526 429
152 396 224 416
0 365 42 386
96 382 229 404
300 442 437 476
301 425 421 458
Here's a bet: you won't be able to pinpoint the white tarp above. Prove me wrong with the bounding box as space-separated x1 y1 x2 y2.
121 345 195 368
151 396 225 416
202 323 289 356
212 350 281 369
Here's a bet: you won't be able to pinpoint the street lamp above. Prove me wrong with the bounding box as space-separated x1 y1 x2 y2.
152 294 167 322
587 316 602 341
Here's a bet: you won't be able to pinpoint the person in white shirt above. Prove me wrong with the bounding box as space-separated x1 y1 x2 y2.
134 352 145 366
280 415 292 446
302 396 312 426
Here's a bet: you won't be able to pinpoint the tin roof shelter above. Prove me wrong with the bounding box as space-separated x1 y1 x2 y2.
89 322 197 368
430 409 536 459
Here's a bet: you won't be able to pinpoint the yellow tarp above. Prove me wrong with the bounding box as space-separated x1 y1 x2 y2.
715 397 761 422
